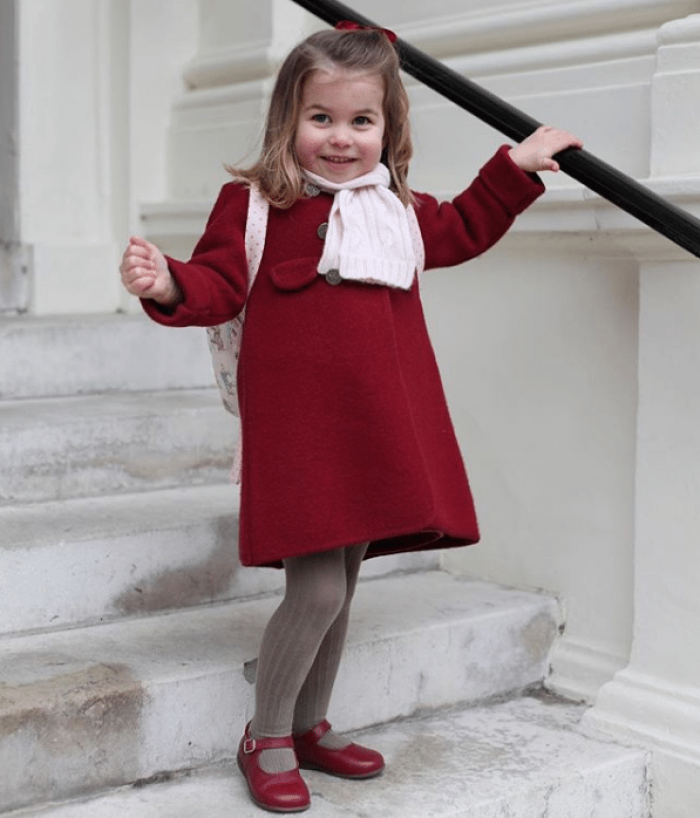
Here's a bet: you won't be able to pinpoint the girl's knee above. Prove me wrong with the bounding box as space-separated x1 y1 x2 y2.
309 576 348 624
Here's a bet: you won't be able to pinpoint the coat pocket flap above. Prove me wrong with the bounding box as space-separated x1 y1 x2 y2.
270 258 318 292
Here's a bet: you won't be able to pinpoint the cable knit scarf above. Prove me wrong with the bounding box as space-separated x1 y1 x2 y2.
302 164 424 290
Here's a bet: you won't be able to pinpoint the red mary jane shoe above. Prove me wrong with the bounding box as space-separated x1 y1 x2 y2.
293 720 385 779
237 724 310 813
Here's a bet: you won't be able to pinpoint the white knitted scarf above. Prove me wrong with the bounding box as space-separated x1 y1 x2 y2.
302 164 424 290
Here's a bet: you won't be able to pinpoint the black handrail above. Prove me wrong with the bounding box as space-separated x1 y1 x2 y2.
290 0 700 259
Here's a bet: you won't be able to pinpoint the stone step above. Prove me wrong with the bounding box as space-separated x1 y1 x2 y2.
0 314 215 400
0 484 438 638
2 695 649 818
0 389 236 504
0 572 560 813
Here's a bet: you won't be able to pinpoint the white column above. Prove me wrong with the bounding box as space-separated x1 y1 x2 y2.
584 254 700 818
139 0 318 261
0 0 29 313
15 0 129 313
165 0 316 202
128 0 199 210
583 16 700 818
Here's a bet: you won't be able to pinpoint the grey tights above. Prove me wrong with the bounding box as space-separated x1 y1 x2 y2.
250 542 369 773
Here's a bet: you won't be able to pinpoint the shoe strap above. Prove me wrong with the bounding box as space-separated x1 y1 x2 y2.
295 719 332 745
243 731 295 755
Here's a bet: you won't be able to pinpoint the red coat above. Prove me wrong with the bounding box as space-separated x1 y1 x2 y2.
144 147 544 567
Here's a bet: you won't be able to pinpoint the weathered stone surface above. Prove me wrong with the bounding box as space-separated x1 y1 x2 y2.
7 696 649 818
0 390 236 504
0 660 144 813
0 314 214 400
0 573 560 811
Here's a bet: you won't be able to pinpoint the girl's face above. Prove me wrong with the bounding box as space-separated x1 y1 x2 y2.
295 69 385 183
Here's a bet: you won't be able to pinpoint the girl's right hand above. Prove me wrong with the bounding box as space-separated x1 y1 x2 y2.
508 125 583 173
119 236 182 306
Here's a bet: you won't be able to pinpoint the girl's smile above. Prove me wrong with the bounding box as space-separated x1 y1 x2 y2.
295 70 386 183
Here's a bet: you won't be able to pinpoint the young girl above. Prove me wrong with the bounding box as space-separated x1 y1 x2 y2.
120 24 582 814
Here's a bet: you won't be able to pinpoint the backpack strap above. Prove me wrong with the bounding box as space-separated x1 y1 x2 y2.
245 181 269 290
206 182 269 481
226 183 269 480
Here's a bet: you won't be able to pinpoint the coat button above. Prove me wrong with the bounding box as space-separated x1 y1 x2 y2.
305 183 321 197
325 268 342 285
317 222 328 240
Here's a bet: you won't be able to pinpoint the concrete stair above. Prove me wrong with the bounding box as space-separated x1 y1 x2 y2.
0 314 215 399
0 313 234 505
0 573 562 813
0 390 237 504
0 314 651 816
3 696 649 818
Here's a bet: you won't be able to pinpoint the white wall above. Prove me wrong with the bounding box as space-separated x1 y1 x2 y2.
399 0 657 700
424 246 638 697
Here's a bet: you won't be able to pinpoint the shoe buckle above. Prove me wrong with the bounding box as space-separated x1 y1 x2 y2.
243 736 256 754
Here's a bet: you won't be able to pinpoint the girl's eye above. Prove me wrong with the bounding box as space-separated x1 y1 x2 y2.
312 113 330 124
354 116 371 126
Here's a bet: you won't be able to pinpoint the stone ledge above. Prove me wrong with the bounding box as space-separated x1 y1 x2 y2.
141 174 700 264
400 0 698 59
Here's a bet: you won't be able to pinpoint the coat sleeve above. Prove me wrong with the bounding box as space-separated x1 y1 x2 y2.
415 145 545 271
142 182 250 328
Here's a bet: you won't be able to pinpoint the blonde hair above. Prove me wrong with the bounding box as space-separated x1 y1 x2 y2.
228 29 414 208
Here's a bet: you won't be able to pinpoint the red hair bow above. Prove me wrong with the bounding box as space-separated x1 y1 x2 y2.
335 20 397 43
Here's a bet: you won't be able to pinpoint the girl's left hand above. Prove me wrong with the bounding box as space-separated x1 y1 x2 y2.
509 125 583 173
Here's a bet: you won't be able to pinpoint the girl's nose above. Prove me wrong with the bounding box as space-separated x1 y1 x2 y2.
329 127 352 148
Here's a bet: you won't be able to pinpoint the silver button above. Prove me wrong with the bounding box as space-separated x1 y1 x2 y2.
317 222 328 240
325 268 342 286
305 183 321 197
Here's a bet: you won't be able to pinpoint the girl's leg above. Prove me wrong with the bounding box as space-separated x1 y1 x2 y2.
292 542 369 749
250 548 350 773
